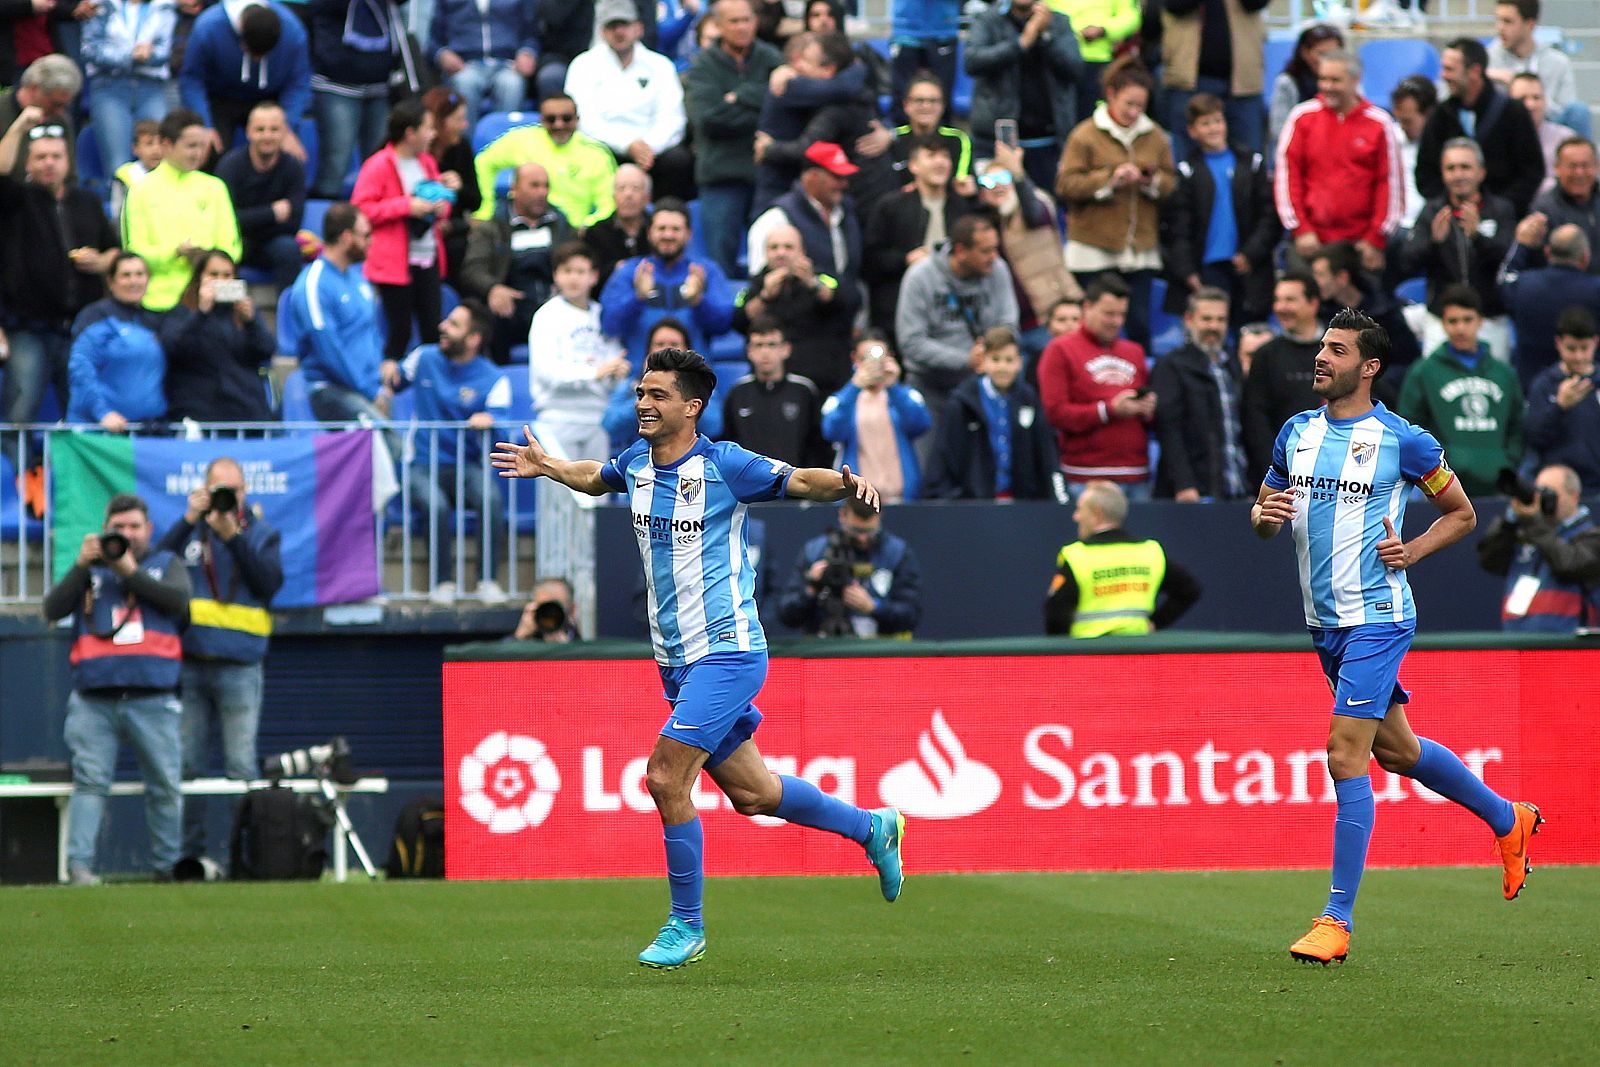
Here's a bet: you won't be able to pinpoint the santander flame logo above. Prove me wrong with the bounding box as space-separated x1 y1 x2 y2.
876 711 1001 819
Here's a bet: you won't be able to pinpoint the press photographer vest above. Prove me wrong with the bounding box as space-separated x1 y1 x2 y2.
1057 539 1166 637
69 551 184 691
1501 506 1600 633
181 519 274 663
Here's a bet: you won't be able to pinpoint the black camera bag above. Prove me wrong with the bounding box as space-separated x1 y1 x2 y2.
385 794 445 878
230 786 332 880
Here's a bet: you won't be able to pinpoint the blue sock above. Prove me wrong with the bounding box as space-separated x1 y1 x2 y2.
1325 775 1375 928
662 818 704 929
1405 737 1516 836
773 775 872 844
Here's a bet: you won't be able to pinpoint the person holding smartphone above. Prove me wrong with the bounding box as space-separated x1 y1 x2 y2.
161 249 275 422
964 0 1082 192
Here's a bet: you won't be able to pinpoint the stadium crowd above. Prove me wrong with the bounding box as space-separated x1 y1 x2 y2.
3 0 1600 616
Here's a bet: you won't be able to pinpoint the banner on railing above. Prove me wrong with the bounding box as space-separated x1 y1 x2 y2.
51 432 382 606
441 649 1600 879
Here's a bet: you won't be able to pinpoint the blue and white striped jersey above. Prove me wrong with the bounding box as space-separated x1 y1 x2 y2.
600 436 793 666
1264 402 1456 630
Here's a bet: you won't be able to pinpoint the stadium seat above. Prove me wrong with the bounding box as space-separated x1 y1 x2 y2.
508 344 529 364
1359 39 1440 111
472 111 539 154
1395 276 1427 306
440 283 460 318
276 287 300 357
297 116 319 195
1147 278 1184 359
686 198 711 263
709 331 746 365
75 124 107 193
951 42 973 118
302 198 334 241
279 368 315 422
1263 36 1296 90
506 361 535 422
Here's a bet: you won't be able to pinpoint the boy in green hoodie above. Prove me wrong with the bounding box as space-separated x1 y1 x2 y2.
1397 283 1524 495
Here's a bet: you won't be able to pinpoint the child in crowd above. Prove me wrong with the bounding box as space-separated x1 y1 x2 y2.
528 242 631 462
927 325 1061 500
820 331 932 503
109 119 165 222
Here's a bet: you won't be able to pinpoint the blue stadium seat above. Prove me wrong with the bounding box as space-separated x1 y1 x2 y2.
1395 276 1427 306
440 283 460 318
1359 39 1440 111
279 368 315 422
389 383 416 422
302 198 334 241
686 198 711 263
1147 277 1184 359
1263 36 1296 86
297 116 319 194
951 42 973 118
472 111 539 154
508 344 529 364
276 287 300 356
76 124 107 193
709 331 746 364
506 361 535 422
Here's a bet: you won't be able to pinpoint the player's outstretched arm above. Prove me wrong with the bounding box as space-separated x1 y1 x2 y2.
786 464 881 512
1250 482 1296 539
1377 480 1476 571
491 425 611 496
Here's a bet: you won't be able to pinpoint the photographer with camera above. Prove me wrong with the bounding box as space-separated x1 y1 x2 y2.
508 577 583 643
1476 463 1600 631
777 497 922 638
43 494 193 884
155 457 283 867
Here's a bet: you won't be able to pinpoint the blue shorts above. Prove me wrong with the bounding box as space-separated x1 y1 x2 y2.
657 651 766 768
1310 621 1414 720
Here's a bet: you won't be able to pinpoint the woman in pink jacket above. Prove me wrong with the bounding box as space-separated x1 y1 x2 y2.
352 98 455 361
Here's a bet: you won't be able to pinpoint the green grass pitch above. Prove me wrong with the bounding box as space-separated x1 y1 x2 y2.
3 867 1597 1065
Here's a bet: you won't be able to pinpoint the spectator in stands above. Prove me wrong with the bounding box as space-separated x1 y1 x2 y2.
179 0 311 159
890 72 972 184
156 456 282 867
1499 221 1600 388
461 161 574 361
659 0 706 72
777 496 923 638
1530 136 1600 264
528 242 630 461
895 212 1018 455
1160 0 1269 158
600 196 735 367
1162 92 1278 329
886 0 959 122
0 0 66 88
1149 286 1248 501
535 0 612 103
282 203 400 424
124 108 242 311
1488 0 1584 136
1274 50 1401 275
565 0 693 201
1057 58 1174 354
1510 72 1576 197
109 119 165 223
584 163 651 291
820 331 932 504
1477 462 1600 631
1045 478 1201 636
161 250 275 421
168 0 206 91
752 31 873 211
308 0 408 199
510 576 582 641
1266 21 1342 151
964 0 1082 192
68 251 166 432
428 0 538 125
600 314 726 449
0 125 117 457
973 144 1078 365
1052 0 1142 128
1036 274 1155 497
1236 320 1272 379
397 298 512 603
1047 297 1083 341
216 101 306 291
863 132 975 332
1242 270 1323 475
1391 76 1438 232
1397 137 1517 363
0 54 83 180
471 91 617 227
79 0 177 173
1397 284 1524 497
44 493 190 885
1418 37 1544 216
352 98 452 363
684 0 782 279
1310 240 1422 371
721 316 829 467
733 222 854 394
424 86 482 293
925 324 1060 500
1523 307 1600 488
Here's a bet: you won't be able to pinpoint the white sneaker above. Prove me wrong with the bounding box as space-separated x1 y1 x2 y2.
476 579 508 605
68 865 102 886
429 581 458 605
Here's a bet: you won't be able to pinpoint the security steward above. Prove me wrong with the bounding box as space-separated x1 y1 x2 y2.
1475 463 1600 632
1045 479 1201 636
43 493 191 883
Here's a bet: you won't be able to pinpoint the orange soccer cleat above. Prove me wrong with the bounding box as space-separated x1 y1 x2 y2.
1289 916 1350 965
1496 801 1544 901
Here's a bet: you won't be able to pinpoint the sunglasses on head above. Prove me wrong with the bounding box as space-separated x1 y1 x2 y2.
27 123 65 140
977 169 1013 189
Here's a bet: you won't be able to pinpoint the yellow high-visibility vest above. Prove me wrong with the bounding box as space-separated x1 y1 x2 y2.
1056 539 1167 637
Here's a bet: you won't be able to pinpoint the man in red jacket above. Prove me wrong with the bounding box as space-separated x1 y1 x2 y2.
1274 50 1403 273
1035 274 1156 499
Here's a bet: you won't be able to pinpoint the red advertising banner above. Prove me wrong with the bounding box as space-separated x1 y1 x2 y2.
442 651 1600 880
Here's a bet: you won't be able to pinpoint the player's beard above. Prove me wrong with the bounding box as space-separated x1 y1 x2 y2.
1313 364 1363 402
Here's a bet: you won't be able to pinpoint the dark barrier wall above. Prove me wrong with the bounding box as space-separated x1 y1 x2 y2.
593 499 1513 641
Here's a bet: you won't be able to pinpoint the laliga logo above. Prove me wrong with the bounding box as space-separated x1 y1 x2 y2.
459 732 561 833
877 710 1001 819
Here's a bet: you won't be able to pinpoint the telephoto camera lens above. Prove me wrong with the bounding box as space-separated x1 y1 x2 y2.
98 532 130 560
209 485 239 514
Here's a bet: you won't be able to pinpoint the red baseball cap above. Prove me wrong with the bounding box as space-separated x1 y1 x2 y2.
803 141 859 177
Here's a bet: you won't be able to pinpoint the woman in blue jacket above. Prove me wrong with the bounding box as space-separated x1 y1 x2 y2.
819 331 931 502
68 252 168 433
161 249 276 422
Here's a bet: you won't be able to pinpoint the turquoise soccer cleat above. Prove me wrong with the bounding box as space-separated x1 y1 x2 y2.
865 807 906 902
637 916 707 970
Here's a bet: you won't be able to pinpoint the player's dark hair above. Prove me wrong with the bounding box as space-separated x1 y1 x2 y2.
1438 283 1482 315
1278 268 1320 304
646 347 718 416
1327 307 1390 367
1555 305 1597 340
1084 272 1131 304
1446 37 1489 74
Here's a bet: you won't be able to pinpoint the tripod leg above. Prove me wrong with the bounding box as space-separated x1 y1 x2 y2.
320 779 378 880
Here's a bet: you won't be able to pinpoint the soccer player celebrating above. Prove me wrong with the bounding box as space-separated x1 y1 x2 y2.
492 346 906 970
1249 308 1542 965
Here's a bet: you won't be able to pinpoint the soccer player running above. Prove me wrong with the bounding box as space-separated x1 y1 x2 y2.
1250 308 1542 965
492 346 906 970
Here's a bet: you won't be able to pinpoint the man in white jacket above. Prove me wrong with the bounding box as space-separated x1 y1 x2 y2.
529 243 631 461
